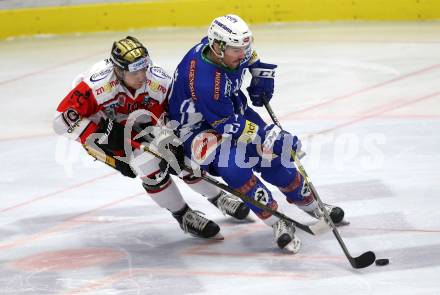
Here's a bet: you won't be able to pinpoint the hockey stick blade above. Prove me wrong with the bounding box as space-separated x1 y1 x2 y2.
350 251 376 269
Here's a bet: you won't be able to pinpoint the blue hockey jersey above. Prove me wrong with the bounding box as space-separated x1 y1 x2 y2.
168 37 265 144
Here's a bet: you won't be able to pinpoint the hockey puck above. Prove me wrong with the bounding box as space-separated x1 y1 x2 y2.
375 258 390 266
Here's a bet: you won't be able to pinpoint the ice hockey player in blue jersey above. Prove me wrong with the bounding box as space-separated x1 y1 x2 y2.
168 14 345 253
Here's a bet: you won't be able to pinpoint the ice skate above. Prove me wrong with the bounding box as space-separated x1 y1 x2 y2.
307 203 346 225
299 182 345 224
210 191 250 220
272 219 301 254
172 205 223 240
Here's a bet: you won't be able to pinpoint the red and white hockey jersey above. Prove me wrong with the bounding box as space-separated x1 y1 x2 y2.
53 58 171 144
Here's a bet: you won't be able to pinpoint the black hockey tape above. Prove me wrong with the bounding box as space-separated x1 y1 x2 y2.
375 258 390 266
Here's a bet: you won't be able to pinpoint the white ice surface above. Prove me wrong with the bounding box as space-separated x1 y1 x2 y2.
1 22 440 294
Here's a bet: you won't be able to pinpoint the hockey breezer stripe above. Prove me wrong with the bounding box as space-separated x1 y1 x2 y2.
262 97 376 269
129 139 328 236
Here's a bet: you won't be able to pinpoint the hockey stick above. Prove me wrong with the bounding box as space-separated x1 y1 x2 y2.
129 139 328 236
262 98 376 269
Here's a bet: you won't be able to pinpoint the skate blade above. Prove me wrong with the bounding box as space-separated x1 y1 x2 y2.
228 216 256 224
209 233 224 240
189 232 224 240
335 220 350 227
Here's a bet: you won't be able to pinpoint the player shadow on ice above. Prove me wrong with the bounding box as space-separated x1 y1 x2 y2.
359 243 440 274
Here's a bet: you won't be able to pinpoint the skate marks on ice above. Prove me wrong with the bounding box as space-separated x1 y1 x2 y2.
0 216 312 294
0 204 186 251
0 212 218 294
1 203 439 293
0 232 308 294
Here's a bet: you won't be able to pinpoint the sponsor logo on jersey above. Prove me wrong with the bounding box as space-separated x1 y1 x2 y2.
62 108 83 133
238 120 259 143
90 68 112 82
213 70 221 100
102 93 126 118
61 108 82 134
65 108 79 123
191 130 223 165
95 79 119 96
189 59 197 100
248 50 259 65
103 93 125 109
146 79 167 94
211 117 228 128
150 67 171 79
66 118 83 134
224 78 232 97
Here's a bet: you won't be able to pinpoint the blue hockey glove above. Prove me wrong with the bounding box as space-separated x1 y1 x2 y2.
247 61 277 107
260 124 302 157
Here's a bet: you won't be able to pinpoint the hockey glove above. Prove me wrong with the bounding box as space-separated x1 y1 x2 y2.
158 143 185 176
95 118 125 151
261 124 302 157
247 61 277 107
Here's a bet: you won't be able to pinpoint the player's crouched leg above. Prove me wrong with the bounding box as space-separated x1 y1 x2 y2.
232 174 300 253
211 144 300 253
182 174 250 220
141 172 223 240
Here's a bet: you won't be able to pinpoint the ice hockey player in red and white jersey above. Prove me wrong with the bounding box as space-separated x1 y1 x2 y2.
53 36 250 240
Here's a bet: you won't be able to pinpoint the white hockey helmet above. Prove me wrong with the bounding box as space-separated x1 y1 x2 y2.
207 14 253 53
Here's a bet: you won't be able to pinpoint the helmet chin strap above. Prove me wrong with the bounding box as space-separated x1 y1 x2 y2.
209 42 229 68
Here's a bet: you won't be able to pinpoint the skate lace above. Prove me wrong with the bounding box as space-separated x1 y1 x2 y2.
311 203 334 219
217 193 241 216
181 209 210 233
274 220 294 238
323 203 335 212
